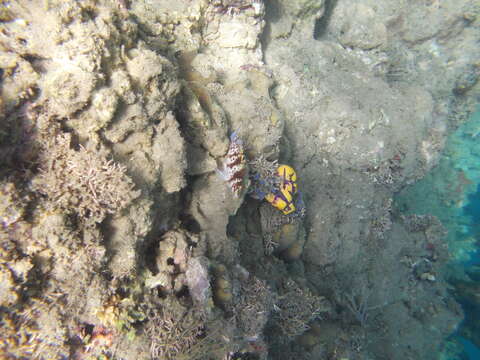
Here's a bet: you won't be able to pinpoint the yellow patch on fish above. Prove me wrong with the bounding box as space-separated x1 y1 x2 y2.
265 184 296 215
277 165 298 194
264 164 300 215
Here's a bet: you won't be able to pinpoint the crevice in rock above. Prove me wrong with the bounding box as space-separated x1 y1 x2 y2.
260 0 282 55
313 0 338 40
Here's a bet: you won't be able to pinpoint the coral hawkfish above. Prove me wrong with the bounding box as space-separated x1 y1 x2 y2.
217 132 248 197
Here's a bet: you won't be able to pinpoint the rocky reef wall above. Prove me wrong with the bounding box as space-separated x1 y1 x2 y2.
0 0 479 359
396 106 480 358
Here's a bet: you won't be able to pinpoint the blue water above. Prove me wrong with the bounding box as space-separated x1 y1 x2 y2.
396 106 480 359
463 186 480 271
459 337 480 360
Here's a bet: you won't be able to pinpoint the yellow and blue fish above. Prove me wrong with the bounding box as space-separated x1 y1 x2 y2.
265 165 298 215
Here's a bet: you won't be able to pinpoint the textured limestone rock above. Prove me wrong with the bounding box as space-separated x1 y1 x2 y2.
185 257 212 308
204 1 265 49
152 113 187 193
0 53 39 111
44 66 97 118
329 1 388 49
267 0 326 39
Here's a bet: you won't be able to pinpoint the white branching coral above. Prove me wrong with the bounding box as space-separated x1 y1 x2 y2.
146 309 203 360
33 133 139 223
274 280 331 339
235 276 273 340
145 302 229 360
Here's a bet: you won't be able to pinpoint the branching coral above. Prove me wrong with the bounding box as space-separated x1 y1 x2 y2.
248 155 279 200
370 197 393 240
0 196 72 359
274 280 330 339
145 302 229 360
146 309 202 360
235 276 273 340
32 133 140 223
259 203 305 256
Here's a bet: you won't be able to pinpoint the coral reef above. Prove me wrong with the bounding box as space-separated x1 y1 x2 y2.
0 304 69 360
0 0 478 359
186 257 212 309
146 308 204 360
145 229 208 301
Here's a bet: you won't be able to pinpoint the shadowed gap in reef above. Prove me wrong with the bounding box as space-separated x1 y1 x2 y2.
313 0 338 40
